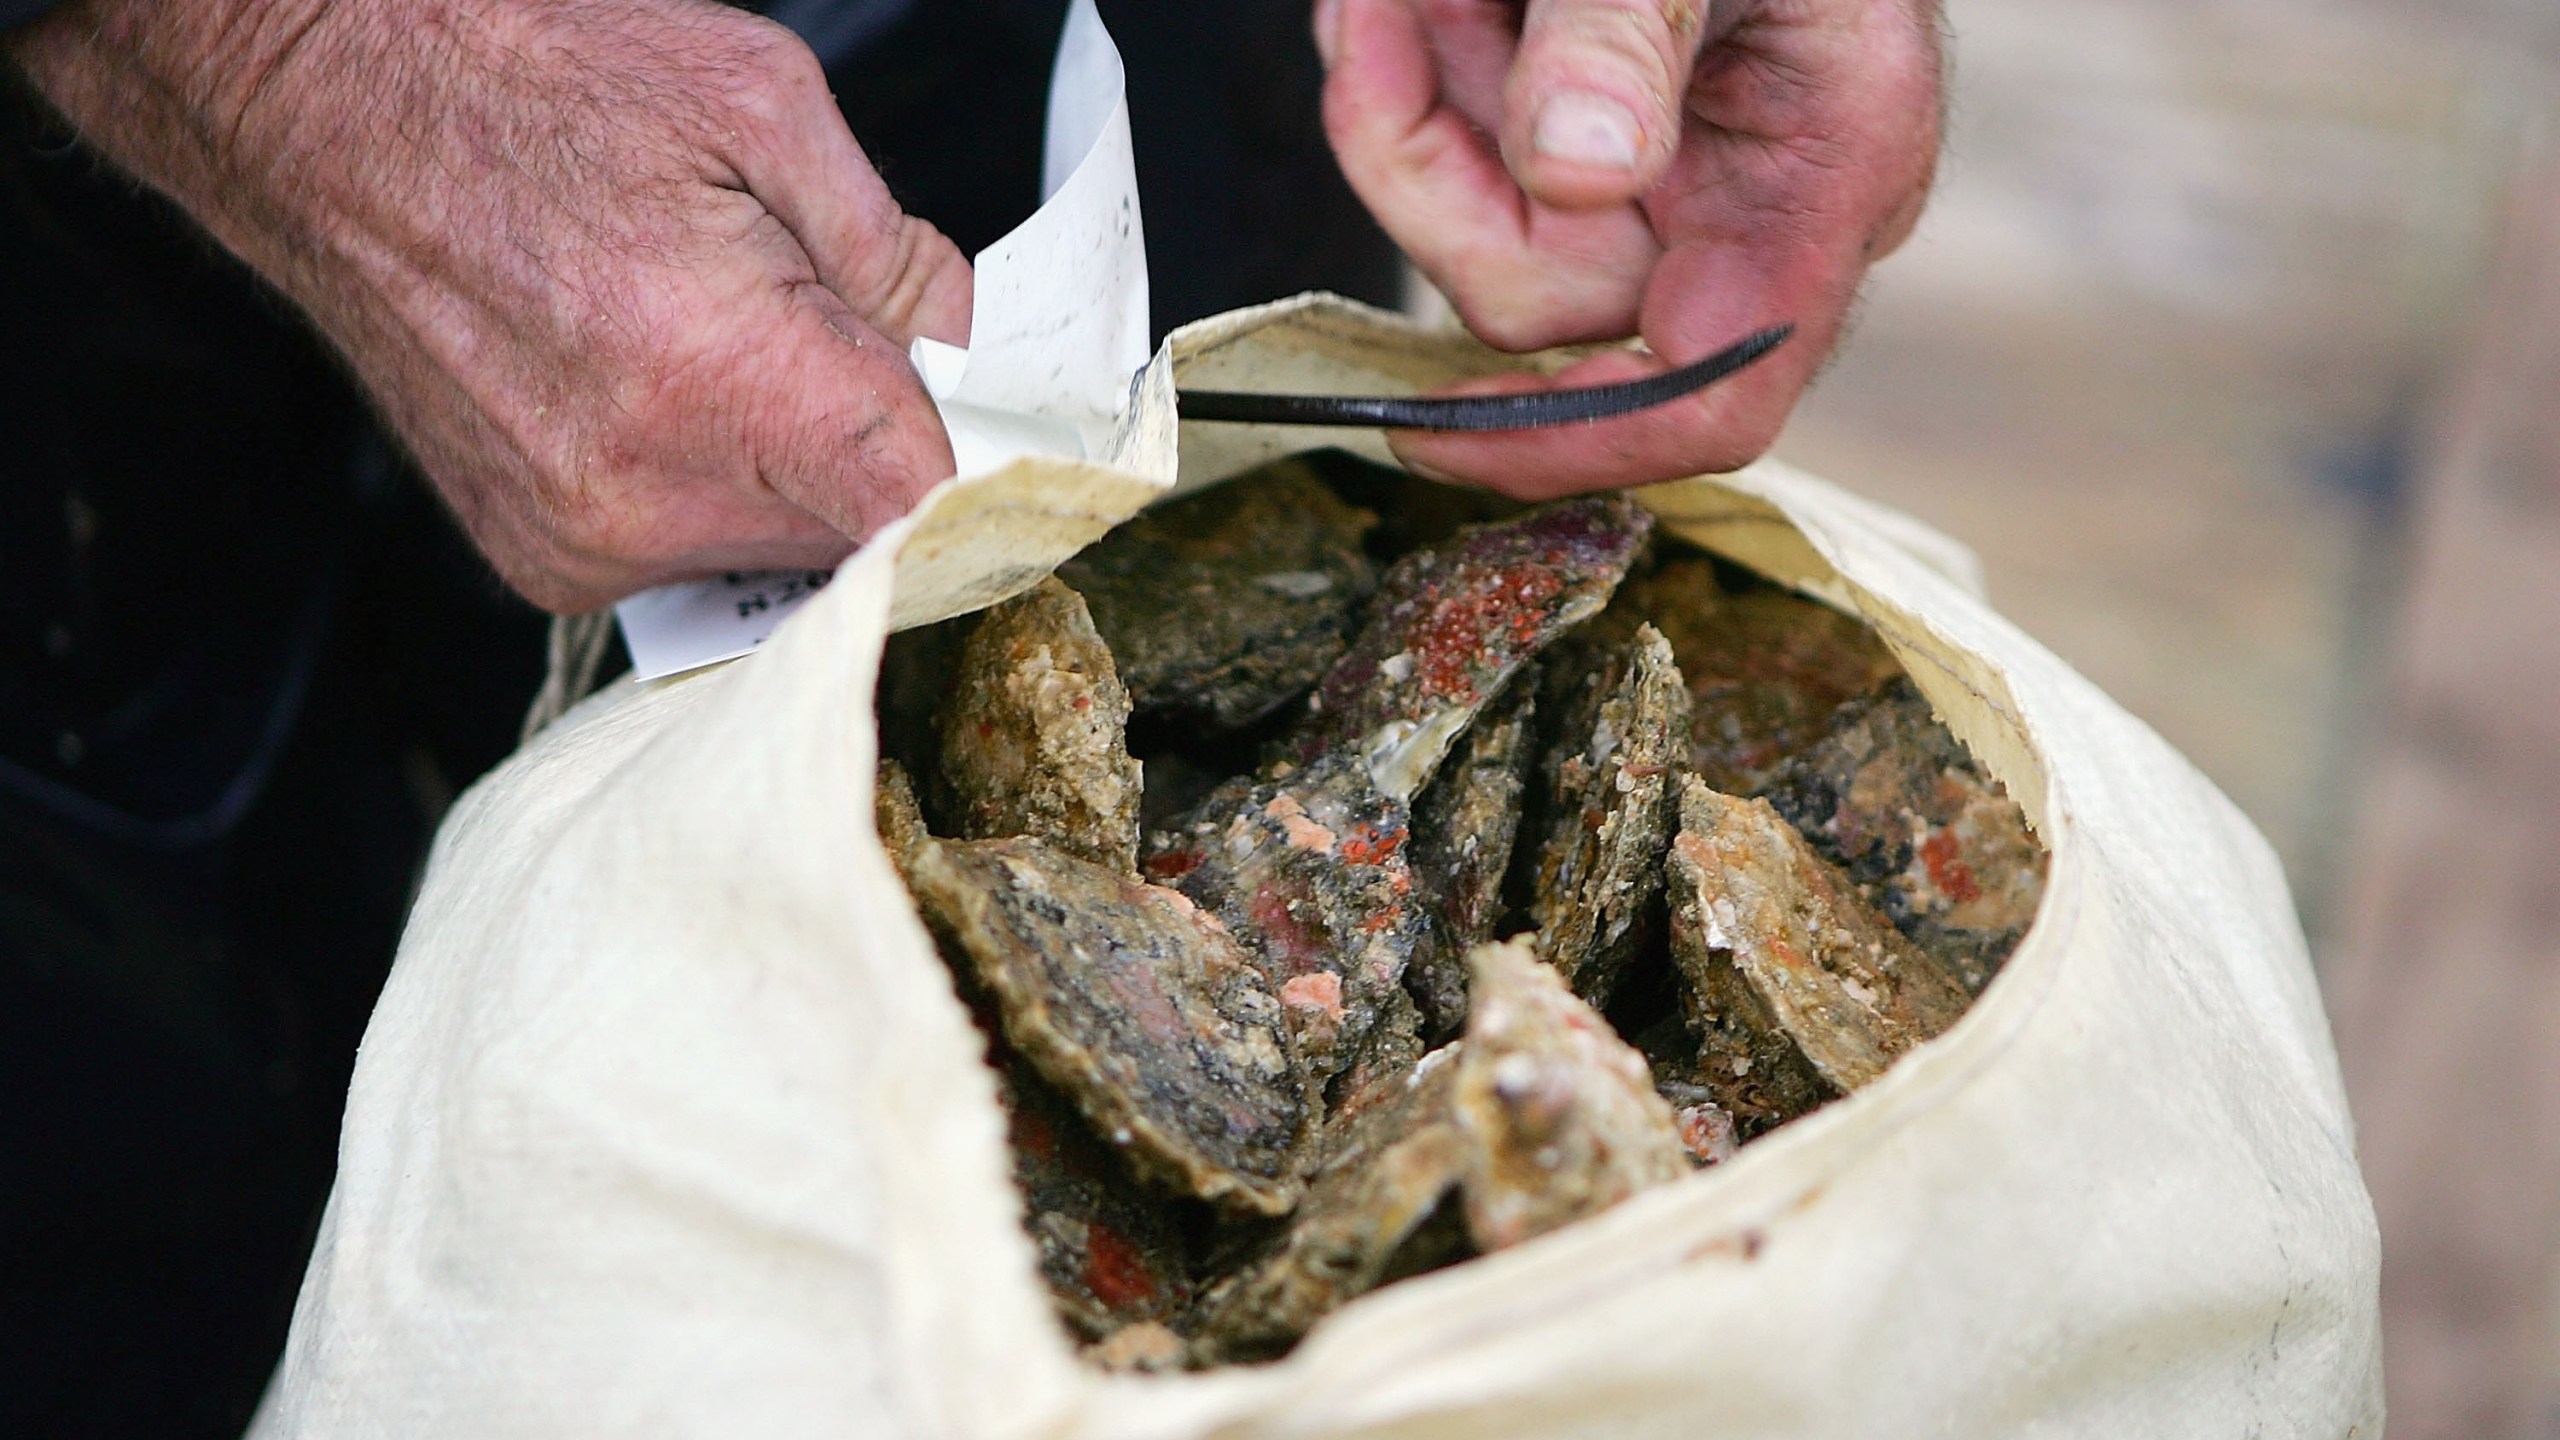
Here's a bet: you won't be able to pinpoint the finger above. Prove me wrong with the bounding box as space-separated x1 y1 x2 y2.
778 137 974 349
732 277 959 545
1390 139 1881 494
1625 0 1938 404
1500 0 1710 209
1386 315 1822 497
1322 0 1517 241
1399 0 1942 490
722 25 974 347
1323 0 1657 349
515 298 948 614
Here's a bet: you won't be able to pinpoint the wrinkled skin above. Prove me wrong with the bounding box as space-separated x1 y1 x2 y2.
1060 463 1380 729
904 836 1312 1216
1665 776 1971 1136
939 577 1144 874
10 0 971 611
1453 940 1688 1251
1320 0 1944 495
1760 678 2048 994
1528 623 1691 1006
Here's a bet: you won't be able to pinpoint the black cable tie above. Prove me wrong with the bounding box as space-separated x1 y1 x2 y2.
1175 323 1792 432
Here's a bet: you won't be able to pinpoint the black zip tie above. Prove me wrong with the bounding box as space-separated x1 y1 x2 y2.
1175 323 1792 432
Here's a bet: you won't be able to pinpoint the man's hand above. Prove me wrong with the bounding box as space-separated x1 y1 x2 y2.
1319 0 1941 495
9 0 970 612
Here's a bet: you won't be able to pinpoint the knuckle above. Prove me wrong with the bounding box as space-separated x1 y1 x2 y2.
1525 2 1684 89
705 21 829 154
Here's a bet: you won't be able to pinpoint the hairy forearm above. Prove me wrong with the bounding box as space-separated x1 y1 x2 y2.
8 0 969 611
6 0 494 438
10 0 340 277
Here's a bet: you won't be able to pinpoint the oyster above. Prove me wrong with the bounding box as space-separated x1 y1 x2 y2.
1452 940 1689 1251
1665 777 1972 1136
1086 1320 1187 1374
1184 1048 1471 1364
1760 678 2047 994
938 576 1144 874
1059 461 1380 728
996 1054 1196 1340
903 836 1311 1215
874 758 931 863
1403 679 1536 1037
1526 623 1691 1006
1622 559 1902 794
1292 495 1653 803
1142 749 1424 1090
1326 981 1428 1125
1667 1093 1741 1168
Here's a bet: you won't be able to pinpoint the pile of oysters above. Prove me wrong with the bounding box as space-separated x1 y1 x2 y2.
873 455 2047 1372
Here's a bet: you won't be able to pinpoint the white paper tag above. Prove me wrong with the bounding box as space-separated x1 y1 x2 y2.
613 569 837 680
614 0 1148 680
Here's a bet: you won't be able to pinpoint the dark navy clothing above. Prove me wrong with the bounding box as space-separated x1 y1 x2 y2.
1 5 1396 1434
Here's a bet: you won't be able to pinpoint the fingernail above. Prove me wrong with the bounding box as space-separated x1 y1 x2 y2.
1532 90 1643 170
1314 0 1343 69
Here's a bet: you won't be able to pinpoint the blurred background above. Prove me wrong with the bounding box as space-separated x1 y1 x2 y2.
1769 1 2560 1435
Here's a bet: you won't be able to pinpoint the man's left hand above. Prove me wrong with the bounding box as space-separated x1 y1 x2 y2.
1320 0 1943 495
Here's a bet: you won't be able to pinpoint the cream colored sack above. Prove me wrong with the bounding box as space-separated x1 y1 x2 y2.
252 297 2382 1439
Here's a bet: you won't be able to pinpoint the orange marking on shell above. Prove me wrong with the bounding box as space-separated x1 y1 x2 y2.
1279 971 1347 1019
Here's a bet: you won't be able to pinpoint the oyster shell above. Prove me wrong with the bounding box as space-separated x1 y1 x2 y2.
1086 1320 1187 1374
903 836 1311 1215
1527 623 1691 1006
1403 678 1536 1037
1327 980 1428 1125
1183 1048 1470 1364
1059 461 1379 728
1760 678 2048 994
938 576 1143 874
874 758 931 863
1670 1096 1741 1168
1622 559 1902 794
996 1054 1196 1340
1452 940 1689 1251
1292 494 1653 803
1142 750 1424 1090
1665 777 1972 1135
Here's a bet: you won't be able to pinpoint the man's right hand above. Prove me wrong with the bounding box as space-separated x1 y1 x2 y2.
9 0 972 613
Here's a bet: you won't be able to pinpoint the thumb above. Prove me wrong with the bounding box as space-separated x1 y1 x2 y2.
723 30 975 347
739 281 960 546
1500 0 1713 208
